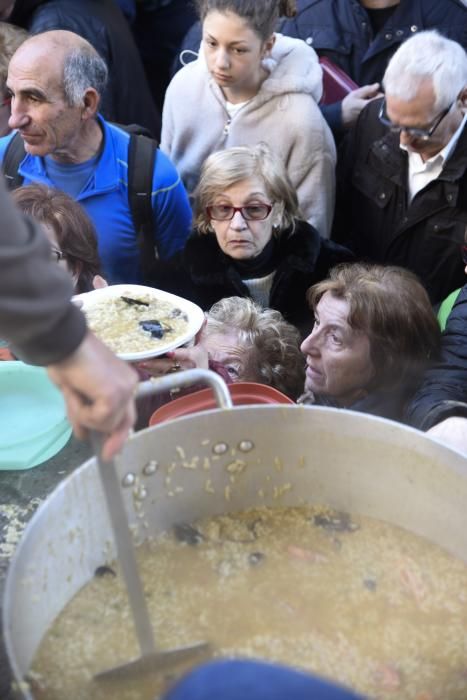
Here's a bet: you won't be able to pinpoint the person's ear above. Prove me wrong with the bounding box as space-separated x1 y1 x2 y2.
459 88 467 113
262 34 275 58
81 88 100 119
92 274 108 289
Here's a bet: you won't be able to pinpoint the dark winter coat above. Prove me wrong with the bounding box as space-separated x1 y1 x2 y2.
281 0 467 87
300 386 415 424
407 285 467 431
151 219 353 335
332 98 467 305
8 0 161 137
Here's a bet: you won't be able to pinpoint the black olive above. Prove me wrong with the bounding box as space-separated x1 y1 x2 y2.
173 523 204 546
94 565 117 577
139 319 165 338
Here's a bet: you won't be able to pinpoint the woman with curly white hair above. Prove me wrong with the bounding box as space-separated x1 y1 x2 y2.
138 295 305 401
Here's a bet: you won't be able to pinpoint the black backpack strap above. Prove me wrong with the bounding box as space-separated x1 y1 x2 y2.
127 131 158 283
2 131 26 190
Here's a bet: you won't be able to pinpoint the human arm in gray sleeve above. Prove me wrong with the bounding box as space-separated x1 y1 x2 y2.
0 177 86 365
0 178 138 459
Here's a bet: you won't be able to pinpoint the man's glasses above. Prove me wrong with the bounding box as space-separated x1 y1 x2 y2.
378 98 454 140
51 247 66 262
206 203 273 221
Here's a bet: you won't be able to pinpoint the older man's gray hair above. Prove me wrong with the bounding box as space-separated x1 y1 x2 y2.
383 30 467 111
63 46 108 107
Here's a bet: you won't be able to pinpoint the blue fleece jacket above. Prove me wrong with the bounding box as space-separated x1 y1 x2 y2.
0 116 192 284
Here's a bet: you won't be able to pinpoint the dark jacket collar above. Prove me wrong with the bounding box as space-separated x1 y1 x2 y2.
183 219 323 283
301 385 410 423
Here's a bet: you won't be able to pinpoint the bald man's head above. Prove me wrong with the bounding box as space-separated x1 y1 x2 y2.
6 28 107 159
10 30 108 106
14 29 98 61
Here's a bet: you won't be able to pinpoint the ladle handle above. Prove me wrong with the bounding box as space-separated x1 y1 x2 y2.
136 368 233 408
89 371 230 658
91 432 156 657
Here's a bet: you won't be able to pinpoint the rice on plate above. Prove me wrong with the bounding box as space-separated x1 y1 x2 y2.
74 285 205 361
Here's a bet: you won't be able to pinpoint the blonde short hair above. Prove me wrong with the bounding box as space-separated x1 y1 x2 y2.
194 143 300 234
205 296 305 399
0 23 28 90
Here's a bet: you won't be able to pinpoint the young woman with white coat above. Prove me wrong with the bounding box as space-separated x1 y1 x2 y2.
161 0 336 238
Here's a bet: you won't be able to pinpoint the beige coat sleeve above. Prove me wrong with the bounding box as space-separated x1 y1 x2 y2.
286 99 337 239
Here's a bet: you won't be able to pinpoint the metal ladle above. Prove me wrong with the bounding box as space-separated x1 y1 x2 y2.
92 369 232 681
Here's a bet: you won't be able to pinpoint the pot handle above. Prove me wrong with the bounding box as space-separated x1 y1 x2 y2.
136 368 233 409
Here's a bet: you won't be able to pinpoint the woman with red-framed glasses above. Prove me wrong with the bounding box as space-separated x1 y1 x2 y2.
149 143 353 337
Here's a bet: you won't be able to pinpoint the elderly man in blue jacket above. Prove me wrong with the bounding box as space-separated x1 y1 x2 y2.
0 29 192 284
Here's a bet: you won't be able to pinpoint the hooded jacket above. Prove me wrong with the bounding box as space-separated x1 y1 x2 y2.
8 0 161 137
161 33 336 238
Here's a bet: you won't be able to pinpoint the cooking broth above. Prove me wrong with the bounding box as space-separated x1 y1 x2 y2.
29 505 467 699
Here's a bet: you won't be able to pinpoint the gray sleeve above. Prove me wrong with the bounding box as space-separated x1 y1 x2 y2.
0 178 87 366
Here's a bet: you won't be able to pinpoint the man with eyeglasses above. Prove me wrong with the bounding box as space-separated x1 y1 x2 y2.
333 30 467 306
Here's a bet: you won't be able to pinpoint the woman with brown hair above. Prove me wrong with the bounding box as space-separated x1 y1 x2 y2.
12 183 106 293
299 263 442 421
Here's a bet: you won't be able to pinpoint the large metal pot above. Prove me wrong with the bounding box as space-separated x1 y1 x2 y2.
4 376 467 698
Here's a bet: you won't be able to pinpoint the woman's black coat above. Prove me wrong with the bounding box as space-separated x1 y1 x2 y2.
151 219 353 334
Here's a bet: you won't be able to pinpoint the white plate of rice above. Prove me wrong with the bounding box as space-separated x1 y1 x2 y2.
74 285 205 361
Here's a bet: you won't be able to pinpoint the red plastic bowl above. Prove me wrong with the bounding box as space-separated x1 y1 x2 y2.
149 381 294 426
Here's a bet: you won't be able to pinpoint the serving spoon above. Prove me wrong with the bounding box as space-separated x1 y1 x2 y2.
91 369 232 681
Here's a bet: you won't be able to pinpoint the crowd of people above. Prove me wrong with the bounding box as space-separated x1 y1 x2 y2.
0 0 466 450
0 2 466 695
